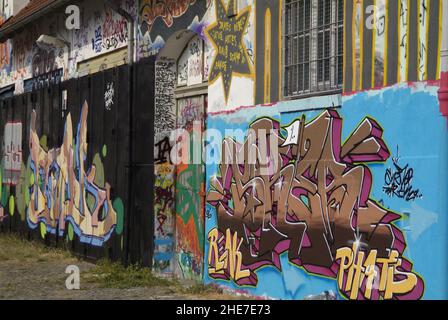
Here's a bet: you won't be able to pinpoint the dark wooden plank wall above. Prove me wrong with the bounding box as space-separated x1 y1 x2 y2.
0 59 156 267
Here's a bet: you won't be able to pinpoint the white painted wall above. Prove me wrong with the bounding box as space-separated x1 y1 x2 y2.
0 0 136 94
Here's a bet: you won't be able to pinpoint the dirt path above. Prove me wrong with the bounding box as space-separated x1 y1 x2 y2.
0 234 236 300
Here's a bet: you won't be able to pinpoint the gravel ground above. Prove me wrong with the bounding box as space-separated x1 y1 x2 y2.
0 234 237 300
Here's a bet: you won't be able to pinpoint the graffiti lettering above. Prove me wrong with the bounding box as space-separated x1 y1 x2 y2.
155 136 172 164
102 9 128 44
24 69 63 93
91 9 128 54
207 110 424 300
383 153 422 202
104 82 115 111
336 244 421 300
206 0 252 102
208 228 250 282
92 27 103 53
27 102 118 246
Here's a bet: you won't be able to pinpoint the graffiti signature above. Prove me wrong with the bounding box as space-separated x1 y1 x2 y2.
383 149 422 201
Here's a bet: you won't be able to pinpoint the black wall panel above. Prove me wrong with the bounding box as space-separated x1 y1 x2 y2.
0 60 156 266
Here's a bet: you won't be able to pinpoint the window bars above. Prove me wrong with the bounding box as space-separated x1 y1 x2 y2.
284 0 344 98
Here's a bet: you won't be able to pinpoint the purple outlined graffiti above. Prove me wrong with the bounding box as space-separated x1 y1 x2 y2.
207 109 424 300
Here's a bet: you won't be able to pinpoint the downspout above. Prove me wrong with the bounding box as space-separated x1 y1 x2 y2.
438 2 448 116
105 0 136 265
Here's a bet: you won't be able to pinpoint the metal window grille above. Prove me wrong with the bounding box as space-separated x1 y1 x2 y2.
284 0 344 98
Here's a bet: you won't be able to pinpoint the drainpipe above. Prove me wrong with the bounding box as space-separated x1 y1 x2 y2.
438 2 448 116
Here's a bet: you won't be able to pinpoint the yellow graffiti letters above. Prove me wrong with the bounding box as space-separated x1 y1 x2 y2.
336 244 420 300
208 228 250 282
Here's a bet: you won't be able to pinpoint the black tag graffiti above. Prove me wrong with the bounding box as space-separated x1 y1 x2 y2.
155 136 172 164
383 148 422 201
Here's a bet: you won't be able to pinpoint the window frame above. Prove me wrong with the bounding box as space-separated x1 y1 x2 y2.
282 0 344 101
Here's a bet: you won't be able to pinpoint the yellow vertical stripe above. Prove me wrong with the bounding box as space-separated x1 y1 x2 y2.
352 1 357 91
406 0 411 81
397 0 402 83
264 8 272 103
343 0 347 91
417 0 421 81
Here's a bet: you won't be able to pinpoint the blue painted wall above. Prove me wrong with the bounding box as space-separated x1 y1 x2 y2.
204 84 448 300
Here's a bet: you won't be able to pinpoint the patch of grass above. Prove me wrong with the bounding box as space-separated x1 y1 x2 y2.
83 259 175 289
0 233 73 262
180 283 224 296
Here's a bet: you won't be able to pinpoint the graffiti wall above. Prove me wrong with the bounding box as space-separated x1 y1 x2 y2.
175 96 206 280
202 0 283 112
27 102 122 246
153 58 176 275
138 0 210 57
148 0 212 278
0 0 136 94
139 0 282 114
152 59 206 279
154 163 175 274
204 83 448 300
72 0 136 67
0 99 125 247
0 15 12 82
206 0 254 113
0 16 66 93
0 63 136 261
0 0 445 300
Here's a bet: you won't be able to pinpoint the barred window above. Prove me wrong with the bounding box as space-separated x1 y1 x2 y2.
284 0 344 98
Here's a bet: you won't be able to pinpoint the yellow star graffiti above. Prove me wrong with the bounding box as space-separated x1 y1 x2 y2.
206 0 254 104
